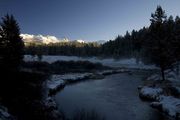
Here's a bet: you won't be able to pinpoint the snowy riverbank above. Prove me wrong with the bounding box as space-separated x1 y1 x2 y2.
47 69 129 95
139 69 180 118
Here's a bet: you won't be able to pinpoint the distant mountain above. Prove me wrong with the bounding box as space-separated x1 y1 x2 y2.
96 40 107 44
73 39 86 43
20 34 69 44
20 34 106 45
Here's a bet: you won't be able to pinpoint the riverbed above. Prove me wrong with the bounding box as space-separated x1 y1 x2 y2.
55 70 169 120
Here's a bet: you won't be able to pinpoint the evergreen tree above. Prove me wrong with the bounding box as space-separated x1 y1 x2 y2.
147 6 175 80
0 14 24 69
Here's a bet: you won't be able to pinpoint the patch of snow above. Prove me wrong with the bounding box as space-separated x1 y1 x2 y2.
47 69 128 94
58 73 93 82
47 75 65 91
147 69 180 82
47 73 94 94
97 69 129 75
165 70 179 82
73 39 85 43
140 69 180 118
97 70 115 75
151 96 180 117
139 86 163 100
146 74 161 81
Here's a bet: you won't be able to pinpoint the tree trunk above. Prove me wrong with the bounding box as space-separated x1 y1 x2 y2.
161 67 165 81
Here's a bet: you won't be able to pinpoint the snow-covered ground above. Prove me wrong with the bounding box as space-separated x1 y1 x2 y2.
97 69 129 75
47 73 95 94
47 75 66 92
146 69 180 94
139 86 180 117
58 73 93 81
139 69 180 118
24 55 157 69
47 69 128 94
151 96 180 117
147 69 180 82
139 86 163 100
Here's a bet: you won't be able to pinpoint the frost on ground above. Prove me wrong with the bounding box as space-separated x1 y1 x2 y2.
97 69 129 75
59 73 93 81
139 86 163 100
24 55 156 69
146 69 180 94
47 75 65 93
139 68 180 118
146 74 161 81
151 96 180 117
147 69 180 82
139 86 180 118
47 69 126 95
47 73 95 94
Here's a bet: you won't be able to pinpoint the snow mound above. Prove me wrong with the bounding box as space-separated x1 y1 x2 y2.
47 75 65 92
47 69 127 94
140 68 180 118
165 70 179 82
139 86 163 100
151 96 180 117
59 73 92 82
47 73 94 94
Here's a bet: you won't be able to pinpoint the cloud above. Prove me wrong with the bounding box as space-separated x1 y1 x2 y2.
20 34 69 44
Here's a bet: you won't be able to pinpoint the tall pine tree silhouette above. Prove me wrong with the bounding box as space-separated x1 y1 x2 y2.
0 14 24 69
148 6 175 80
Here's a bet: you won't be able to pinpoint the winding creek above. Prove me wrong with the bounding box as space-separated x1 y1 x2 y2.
54 70 169 120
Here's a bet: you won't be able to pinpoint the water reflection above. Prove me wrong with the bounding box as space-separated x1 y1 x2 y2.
55 71 173 120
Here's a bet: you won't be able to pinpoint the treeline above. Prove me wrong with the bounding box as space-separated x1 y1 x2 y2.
101 14 180 64
0 14 24 69
25 41 101 57
25 6 180 62
24 6 180 80
102 6 180 80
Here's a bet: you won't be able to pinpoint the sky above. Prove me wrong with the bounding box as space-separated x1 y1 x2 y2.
0 0 180 41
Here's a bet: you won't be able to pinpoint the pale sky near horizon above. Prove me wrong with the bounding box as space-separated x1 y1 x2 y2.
0 0 180 41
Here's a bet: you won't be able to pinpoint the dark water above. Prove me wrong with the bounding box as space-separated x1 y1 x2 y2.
55 70 168 120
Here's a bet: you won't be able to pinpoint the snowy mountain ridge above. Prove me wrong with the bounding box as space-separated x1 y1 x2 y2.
20 34 69 44
20 34 106 44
